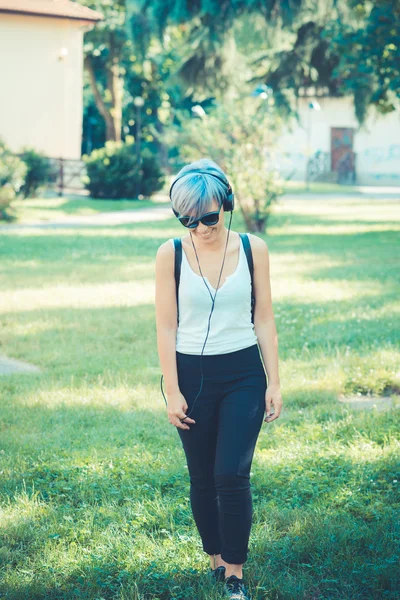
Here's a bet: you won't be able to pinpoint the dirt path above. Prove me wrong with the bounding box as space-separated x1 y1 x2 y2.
0 355 41 375
0 205 171 229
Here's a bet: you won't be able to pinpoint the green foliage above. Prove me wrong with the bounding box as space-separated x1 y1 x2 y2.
133 1 341 105
328 0 400 122
167 97 285 232
83 140 165 199
80 1 190 158
132 0 305 32
260 21 342 116
80 0 400 149
19 148 57 199
0 138 27 220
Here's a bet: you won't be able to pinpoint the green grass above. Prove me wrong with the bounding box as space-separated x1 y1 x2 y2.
283 181 366 194
0 198 399 599
6 195 168 224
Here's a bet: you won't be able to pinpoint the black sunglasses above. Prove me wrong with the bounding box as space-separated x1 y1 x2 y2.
172 206 222 228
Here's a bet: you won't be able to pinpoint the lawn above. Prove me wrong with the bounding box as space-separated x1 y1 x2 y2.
0 196 399 599
283 181 370 194
6 194 168 224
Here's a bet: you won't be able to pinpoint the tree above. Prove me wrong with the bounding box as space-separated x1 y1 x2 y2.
251 18 343 115
81 0 349 148
132 0 400 124
80 0 399 151
130 0 309 99
125 0 355 124
80 0 128 142
328 0 400 122
80 1 209 156
166 97 285 233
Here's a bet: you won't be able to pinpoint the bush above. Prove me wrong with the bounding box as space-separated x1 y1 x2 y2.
20 148 57 198
0 138 27 220
83 140 165 199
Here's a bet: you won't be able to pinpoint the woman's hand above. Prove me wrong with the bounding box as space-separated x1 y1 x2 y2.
264 383 283 423
166 391 196 430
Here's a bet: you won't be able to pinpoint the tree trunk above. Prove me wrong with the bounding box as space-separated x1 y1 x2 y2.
254 217 267 232
107 33 123 143
235 194 268 233
84 55 122 143
235 194 252 232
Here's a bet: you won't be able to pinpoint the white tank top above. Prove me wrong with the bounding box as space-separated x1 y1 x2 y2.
169 237 258 355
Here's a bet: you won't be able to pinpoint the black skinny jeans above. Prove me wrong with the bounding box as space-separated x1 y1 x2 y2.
176 344 267 565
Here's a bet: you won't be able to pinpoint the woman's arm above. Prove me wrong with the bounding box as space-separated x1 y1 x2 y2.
249 234 282 421
155 242 180 395
155 242 195 430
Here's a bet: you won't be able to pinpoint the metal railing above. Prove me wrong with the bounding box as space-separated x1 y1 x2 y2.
48 158 87 196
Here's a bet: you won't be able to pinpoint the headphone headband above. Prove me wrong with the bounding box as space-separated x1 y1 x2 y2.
169 169 234 213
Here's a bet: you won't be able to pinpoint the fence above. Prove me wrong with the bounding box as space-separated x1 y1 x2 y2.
48 158 87 196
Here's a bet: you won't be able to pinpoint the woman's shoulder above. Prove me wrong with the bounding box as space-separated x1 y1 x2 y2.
245 232 267 247
242 232 268 253
157 237 176 249
244 234 269 269
156 239 175 263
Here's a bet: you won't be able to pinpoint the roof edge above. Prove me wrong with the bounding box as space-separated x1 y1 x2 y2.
0 7 103 23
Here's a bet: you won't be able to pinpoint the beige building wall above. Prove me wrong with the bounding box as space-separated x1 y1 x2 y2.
0 13 85 159
277 97 400 185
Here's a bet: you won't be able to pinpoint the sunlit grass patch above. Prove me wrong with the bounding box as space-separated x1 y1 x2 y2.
9 195 167 224
283 181 361 194
0 280 155 312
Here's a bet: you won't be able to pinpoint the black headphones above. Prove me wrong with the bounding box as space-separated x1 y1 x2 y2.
169 169 235 213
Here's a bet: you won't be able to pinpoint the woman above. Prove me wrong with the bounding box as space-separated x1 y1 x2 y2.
155 158 282 600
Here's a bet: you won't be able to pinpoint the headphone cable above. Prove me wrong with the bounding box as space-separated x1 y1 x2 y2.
161 212 233 420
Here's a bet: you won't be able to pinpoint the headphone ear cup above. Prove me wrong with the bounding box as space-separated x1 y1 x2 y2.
223 188 234 212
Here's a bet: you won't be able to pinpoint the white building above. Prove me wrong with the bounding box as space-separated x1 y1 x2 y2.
0 0 102 160
277 96 400 186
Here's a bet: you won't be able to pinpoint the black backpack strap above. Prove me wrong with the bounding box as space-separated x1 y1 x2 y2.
239 233 255 324
173 238 182 323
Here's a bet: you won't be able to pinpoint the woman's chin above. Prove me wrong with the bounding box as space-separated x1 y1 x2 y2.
195 228 215 240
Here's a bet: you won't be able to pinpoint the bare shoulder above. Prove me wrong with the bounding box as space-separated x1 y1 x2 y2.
246 234 270 275
156 240 175 270
156 239 174 258
247 233 269 256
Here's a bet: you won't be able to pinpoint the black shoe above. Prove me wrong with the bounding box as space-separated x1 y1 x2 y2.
224 574 251 599
209 565 226 582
